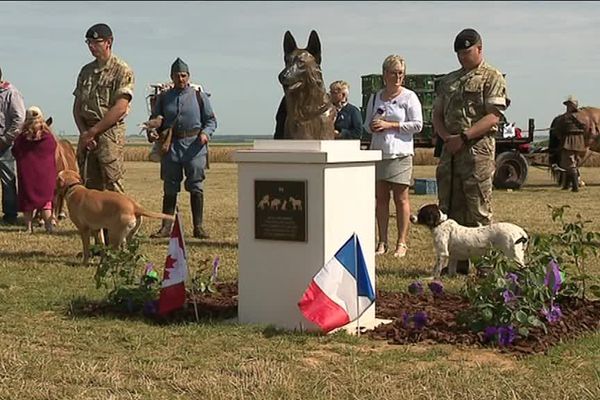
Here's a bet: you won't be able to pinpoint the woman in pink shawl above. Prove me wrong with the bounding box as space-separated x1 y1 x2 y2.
11 106 57 233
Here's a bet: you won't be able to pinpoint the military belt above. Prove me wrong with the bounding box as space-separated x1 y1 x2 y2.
174 129 201 138
83 119 125 128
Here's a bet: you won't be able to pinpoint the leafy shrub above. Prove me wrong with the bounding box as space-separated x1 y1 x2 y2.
459 250 553 342
458 204 600 346
545 205 600 299
189 256 220 295
93 238 159 313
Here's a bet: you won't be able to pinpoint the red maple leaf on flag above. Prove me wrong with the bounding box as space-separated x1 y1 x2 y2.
164 255 177 280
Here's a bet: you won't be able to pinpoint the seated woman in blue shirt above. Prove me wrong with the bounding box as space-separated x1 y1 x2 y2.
329 80 363 140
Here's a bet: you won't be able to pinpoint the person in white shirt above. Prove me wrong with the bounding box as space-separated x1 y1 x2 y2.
364 55 423 258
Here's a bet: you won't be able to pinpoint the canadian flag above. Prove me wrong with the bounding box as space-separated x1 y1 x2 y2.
158 212 187 315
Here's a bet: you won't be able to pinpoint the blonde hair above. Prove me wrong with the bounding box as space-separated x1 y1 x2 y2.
329 80 350 97
23 106 49 137
382 55 406 75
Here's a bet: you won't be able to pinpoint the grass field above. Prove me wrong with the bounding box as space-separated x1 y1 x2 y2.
1 162 600 399
125 143 600 167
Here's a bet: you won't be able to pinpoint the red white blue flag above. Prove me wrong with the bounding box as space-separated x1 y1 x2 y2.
158 212 187 316
298 233 375 332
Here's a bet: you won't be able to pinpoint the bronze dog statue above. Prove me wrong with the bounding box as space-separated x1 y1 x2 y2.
276 30 336 140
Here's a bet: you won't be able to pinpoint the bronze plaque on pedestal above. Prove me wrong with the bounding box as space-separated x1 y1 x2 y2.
255 180 307 242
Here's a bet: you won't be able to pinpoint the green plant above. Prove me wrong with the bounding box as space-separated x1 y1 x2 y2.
459 204 600 344
460 250 552 339
93 238 158 312
189 255 220 295
546 205 600 299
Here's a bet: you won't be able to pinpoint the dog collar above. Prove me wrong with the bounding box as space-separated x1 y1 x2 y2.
65 182 83 193
67 181 83 189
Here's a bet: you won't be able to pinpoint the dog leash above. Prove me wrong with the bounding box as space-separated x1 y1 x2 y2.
82 150 89 187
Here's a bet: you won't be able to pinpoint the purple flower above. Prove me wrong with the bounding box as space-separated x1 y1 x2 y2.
542 304 563 323
210 256 220 283
408 281 424 296
412 311 428 330
483 326 498 342
401 312 410 328
428 280 444 297
376 107 385 115
497 325 516 347
502 289 517 305
544 259 562 296
505 273 518 285
144 262 154 275
143 300 158 316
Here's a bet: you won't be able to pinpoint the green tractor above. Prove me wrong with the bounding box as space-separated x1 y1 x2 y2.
360 73 533 189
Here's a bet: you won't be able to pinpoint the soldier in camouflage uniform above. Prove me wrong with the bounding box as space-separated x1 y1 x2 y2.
432 29 508 274
73 23 134 194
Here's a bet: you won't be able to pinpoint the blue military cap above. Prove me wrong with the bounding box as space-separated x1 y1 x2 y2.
171 58 190 75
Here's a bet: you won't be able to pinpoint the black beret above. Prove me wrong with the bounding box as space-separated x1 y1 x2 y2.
454 28 481 52
86 23 113 40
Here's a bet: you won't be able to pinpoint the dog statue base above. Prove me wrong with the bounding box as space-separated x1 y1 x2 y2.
234 140 383 333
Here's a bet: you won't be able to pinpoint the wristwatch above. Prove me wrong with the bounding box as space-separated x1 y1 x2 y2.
460 132 469 144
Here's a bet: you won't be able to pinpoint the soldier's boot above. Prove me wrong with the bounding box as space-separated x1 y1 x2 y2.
150 194 177 238
570 170 579 192
191 192 210 239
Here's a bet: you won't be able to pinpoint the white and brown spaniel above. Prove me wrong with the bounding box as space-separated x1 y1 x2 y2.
410 204 528 277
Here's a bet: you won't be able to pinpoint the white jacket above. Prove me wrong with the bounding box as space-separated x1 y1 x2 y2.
363 88 423 157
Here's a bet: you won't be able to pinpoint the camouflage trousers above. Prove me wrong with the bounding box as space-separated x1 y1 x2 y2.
78 124 126 193
436 136 495 227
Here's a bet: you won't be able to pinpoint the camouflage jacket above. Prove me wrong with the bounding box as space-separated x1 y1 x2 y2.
435 61 508 137
73 54 135 125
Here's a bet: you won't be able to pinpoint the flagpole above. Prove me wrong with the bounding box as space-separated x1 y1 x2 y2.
178 207 200 323
354 233 360 337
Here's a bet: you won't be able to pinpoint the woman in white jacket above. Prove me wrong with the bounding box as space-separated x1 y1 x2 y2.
364 55 423 258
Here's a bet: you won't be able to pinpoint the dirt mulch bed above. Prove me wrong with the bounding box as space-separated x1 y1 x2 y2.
372 290 600 355
69 282 238 321
187 283 600 355
184 281 238 319
73 281 600 354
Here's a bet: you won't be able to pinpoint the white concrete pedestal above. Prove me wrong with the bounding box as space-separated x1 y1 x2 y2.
234 140 388 333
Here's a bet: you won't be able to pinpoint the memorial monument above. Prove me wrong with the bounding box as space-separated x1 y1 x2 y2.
234 31 385 333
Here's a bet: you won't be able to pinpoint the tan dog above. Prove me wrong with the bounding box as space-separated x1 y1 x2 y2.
57 170 174 264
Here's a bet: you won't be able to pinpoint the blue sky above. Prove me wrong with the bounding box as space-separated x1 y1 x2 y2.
1 1 599 137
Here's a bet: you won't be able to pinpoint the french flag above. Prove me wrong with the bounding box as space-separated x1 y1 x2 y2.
158 212 187 316
298 233 375 333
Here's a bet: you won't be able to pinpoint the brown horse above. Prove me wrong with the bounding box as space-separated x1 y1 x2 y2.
277 30 336 140
54 138 79 220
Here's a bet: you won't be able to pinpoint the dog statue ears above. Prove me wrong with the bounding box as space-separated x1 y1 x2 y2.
283 30 322 65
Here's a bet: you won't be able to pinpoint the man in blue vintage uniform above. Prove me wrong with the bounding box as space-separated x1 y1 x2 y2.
143 58 217 239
